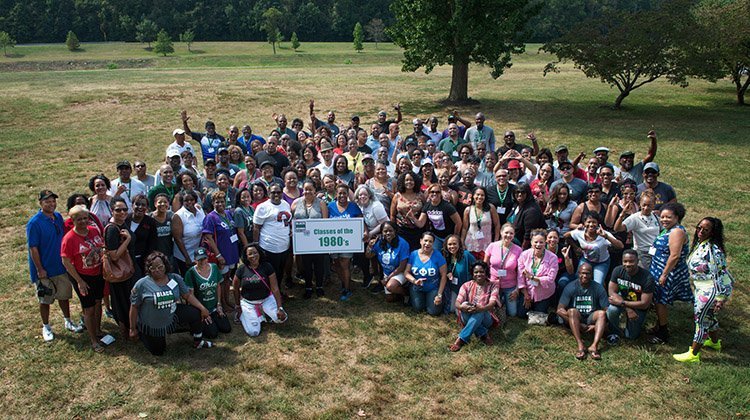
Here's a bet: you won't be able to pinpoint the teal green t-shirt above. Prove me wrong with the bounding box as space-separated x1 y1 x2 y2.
184 263 222 312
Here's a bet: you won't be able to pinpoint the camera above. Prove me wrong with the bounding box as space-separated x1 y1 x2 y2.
36 282 54 298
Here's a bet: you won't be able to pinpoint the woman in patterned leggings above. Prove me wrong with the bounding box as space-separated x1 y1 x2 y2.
673 217 734 363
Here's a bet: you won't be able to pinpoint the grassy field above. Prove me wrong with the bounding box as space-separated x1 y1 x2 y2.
1 41 749 418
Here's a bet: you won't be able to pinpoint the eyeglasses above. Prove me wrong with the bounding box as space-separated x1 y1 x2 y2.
113 208 128 213
695 226 711 232
428 191 439 195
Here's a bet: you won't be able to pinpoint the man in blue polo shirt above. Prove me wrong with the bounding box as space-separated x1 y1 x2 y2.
181 109 225 163
26 190 82 342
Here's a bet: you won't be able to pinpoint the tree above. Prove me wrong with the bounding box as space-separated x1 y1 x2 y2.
261 7 283 54
179 29 195 52
153 29 174 56
542 2 691 109
0 32 16 57
290 31 300 51
353 22 364 53
65 30 80 51
364 18 386 49
135 18 158 49
685 0 750 105
388 0 537 103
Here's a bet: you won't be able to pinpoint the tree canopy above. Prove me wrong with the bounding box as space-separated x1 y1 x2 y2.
387 0 537 103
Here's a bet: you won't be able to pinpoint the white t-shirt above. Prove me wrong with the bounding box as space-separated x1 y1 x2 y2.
570 229 611 263
316 160 335 177
173 206 206 262
166 141 195 160
109 178 147 211
622 211 660 253
360 201 389 230
253 200 292 253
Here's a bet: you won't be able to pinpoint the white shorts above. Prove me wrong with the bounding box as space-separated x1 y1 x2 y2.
384 273 406 295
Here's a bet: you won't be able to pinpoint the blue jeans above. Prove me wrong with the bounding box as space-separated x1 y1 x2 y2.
411 288 443 316
501 287 522 317
517 296 552 318
606 305 647 339
459 311 493 343
582 258 610 286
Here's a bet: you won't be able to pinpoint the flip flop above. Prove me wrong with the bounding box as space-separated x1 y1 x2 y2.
92 343 105 353
575 350 587 360
589 349 602 360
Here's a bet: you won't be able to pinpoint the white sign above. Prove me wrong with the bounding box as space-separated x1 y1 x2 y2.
292 218 365 255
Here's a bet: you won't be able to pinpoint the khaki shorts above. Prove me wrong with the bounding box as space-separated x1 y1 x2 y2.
37 274 73 304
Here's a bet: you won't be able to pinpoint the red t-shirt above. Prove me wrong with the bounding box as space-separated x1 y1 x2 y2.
61 226 105 276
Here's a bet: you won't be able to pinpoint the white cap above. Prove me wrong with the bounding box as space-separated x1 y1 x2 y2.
172 128 185 136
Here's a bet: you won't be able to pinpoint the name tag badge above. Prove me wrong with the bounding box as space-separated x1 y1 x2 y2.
208 147 215 153
230 234 239 243
448 273 457 285
498 269 507 277
530 279 539 287
229 169 236 175
452 151 459 157
474 231 484 240
499 207 506 214
166 279 178 289
648 246 657 256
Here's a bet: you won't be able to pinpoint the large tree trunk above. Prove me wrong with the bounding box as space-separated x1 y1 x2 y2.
613 89 630 109
448 59 469 102
736 75 749 105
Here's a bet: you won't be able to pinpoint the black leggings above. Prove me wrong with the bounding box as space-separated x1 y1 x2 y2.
300 253 325 289
202 311 232 339
262 247 290 284
353 253 372 285
140 304 203 356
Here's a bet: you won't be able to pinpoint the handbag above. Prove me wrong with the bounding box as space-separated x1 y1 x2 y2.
102 223 134 283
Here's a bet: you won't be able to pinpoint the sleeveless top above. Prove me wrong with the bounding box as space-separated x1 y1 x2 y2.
581 201 607 223
293 197 325 220
464 207 492 253
394 193 423 229
649 225 691 304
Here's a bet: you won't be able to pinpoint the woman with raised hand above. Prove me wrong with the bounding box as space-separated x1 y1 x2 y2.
673 217 734 363
461 186 499 260
172 191 206 275
484 223 523 317
517 229 559 316
613 189 659 270
184 247 231 339
233 243 287 337
442 234 476 314
129 251 213 355
648 202 691 344
366 222 411 302
564 213 623 286
404 232 448 316
449 261 500 351
61 205 106 352
291 180 329 298
202 190 240 311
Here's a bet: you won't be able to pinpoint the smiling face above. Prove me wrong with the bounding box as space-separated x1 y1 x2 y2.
356 188 370 206
72 211 89 230
245 246 260 266
539 163 553 181
660 209 678 230
531 234 546 253
182 193 197 212
336 186 349 205
133 198 148 217
252 184 266 202
578 264 592 286
473 188 486 206
335 157 347 174
473 265 488 284
213 196 226 213
268 185 282 204
382 224 396 242
696 219 713 243
217 174 230 190
446 236 459 255
404 174 415 191
240 189 252 207
420 234 434 252
112 201 129 223
622 252 638 275
495 170 508 187
160 166 174 185
583 217 599 234
40 196 57 214
285 171 298 189
501 225 515 244
94 179 108 197
155 195 169 213
546 229 559 249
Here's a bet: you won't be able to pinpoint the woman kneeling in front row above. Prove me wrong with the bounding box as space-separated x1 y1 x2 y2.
233 243 287 337
449 261 500 351
129 251 213 355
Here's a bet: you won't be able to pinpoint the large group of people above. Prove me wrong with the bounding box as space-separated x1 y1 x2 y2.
26 102 735 363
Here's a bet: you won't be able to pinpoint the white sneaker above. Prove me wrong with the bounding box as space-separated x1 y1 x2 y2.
42 325 54 342
65 319 84 333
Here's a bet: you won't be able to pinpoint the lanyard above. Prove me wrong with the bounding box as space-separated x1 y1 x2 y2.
496 185 509 203
499 245 511 269
217 211 232 228
531 254 543 275
474 206 483 228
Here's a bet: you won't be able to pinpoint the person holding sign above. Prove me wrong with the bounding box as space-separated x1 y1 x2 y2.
291 180 329 298
328 184 364 301
556 263 608 360
366 222 410 302
129 252 213 355
404 232 448 316
517 229 559 317
233 243 287 337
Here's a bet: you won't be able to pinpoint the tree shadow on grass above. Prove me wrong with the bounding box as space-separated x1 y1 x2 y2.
3 52 25 58
188 49 206 55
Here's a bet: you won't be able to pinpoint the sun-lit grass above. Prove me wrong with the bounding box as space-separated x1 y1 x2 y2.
0 42 748 418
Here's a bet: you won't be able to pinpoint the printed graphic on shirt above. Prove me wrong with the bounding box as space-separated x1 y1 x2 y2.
276 211 292 226
427 210 446 231
617 278 643 302
153 289 177 312
412 266 436 277
574 295 593 315
79 237 104 269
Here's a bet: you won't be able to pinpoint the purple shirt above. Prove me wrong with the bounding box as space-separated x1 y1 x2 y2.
202 210 240 266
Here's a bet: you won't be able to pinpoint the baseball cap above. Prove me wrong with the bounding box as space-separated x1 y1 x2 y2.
378 110 387 117
507 160 522 170
362 154 374 162
167 150 181 158
172 128 185 136
593 147 610 154
644 162 660 173
413 118 421 125
447 115 456 121
405 138 417 147
259 160 275 168
205 121 216 128
116 160 132 169
620 150 635 158
205 158 217 166
217 147 229 154
351 115 360 121
555 145 568 153
38 189 58 200
420 158 434 167
194 247 208 261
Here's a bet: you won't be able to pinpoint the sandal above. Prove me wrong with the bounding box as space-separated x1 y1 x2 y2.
589 349 602 360
92 343 105 353
575 349 587 360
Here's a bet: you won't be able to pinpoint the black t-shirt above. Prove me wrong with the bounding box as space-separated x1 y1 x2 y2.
497 142 529 155
609 265 655 302
357 144 373 154
254 151 290 178
377 120 397 134
236 262 275 301
422 200 458 239
451 183 474 215
486 183 516 225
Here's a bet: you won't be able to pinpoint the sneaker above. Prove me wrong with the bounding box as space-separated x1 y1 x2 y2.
65 319 84 333
449 337 465 352
479 334 493 346
339 289 353 302
673 347 700 364
316 287 325 297
369 283 384 294
304 288 313 299
42 325 54 342
607 334 620 346
194 339 213 349
703 338 722 351
649 327 670 344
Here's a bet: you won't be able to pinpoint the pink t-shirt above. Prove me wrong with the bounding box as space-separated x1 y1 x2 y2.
484 241 522 289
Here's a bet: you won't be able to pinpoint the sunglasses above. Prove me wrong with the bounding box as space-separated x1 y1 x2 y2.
113 208 128 213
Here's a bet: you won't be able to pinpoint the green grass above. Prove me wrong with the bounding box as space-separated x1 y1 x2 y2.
0 42 748 418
